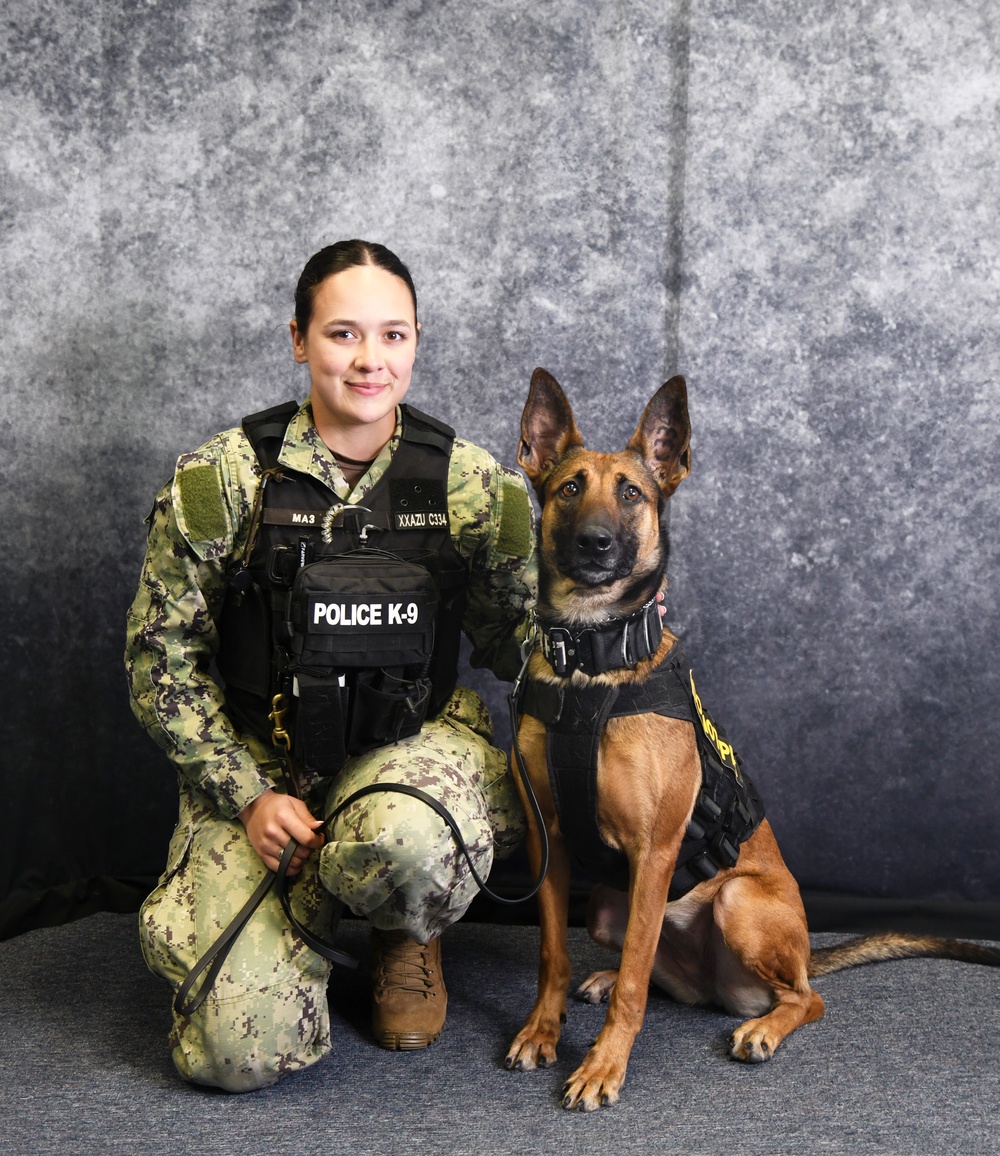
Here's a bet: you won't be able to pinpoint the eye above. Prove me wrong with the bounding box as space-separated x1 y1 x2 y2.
560 479 580 498
384 329 407 342
622 484 642 503
330 328 357 341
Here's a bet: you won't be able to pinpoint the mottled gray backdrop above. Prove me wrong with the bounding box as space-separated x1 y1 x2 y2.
2 0 998 914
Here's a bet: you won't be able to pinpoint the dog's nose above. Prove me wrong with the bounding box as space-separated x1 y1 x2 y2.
577 525 614 555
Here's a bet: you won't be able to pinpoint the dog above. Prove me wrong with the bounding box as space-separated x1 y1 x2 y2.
504 368 1000 1111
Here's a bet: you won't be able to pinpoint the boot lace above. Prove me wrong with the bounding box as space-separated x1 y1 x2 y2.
375 937 437 998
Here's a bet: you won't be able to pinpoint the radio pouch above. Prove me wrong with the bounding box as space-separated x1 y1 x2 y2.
286 552 439 772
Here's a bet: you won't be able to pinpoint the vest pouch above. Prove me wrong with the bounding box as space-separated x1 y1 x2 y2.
391 548 468 714
217 580 272 699
347 668 432 756
287 552 438 773
293 670 349 775
287 553 437 671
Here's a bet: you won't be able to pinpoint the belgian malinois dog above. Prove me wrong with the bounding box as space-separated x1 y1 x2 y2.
505 368 1000 1111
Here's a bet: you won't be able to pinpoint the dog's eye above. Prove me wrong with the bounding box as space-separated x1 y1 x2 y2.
622 484 641 502
560 480 579 498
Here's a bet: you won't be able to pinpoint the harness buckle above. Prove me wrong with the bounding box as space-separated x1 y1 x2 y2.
542 627 573 676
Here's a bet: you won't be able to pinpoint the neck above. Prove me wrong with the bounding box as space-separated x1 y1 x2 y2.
311 406 398 462
538 570 665 628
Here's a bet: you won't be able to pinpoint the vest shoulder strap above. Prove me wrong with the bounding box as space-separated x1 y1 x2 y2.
242 400 300 471
400 405 455 453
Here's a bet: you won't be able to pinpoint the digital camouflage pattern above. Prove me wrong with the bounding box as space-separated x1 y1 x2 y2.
138 688 516 1091
321 685 524 942
138 783 339 1091
127 401 534 1089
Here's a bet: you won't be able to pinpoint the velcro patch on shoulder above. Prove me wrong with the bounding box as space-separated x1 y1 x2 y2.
496 477 532 557
176 463 229 546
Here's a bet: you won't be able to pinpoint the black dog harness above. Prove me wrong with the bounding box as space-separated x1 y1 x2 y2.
518 640 765 901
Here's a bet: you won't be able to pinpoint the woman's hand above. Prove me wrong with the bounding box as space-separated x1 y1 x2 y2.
239 789 325 876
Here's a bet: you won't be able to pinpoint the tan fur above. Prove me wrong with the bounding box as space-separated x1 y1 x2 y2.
505 369 999 1112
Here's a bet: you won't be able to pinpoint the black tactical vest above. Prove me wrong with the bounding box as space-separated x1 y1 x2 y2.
217 401 469 773
518 644 765 901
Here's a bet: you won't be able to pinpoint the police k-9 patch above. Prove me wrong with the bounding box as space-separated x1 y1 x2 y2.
307 593 432 633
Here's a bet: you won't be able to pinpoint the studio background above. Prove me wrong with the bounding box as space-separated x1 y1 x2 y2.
3 0 998 935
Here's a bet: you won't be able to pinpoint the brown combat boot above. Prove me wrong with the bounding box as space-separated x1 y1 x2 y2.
370 928 447 1050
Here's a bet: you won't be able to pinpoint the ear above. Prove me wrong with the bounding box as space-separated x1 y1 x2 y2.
289 318 308 364
517 368 584 491
627 375 691 498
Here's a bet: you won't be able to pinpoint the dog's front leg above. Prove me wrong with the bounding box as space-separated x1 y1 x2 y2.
560 844 674 1111
505 818 573 1071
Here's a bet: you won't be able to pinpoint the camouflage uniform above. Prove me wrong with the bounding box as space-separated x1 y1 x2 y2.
126 401 534 1091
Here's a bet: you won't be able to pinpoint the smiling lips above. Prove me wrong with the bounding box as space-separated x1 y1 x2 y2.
347 379 391 392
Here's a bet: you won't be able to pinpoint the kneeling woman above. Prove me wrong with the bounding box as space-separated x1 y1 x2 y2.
126 240 534 1091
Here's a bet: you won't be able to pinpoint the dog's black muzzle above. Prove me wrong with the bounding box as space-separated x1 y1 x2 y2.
557 522 638 586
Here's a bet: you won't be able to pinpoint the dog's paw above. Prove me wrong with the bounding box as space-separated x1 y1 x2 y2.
561 1053 625 1111
728 1021 776 1064
574 968 618 1005
504 1021 561 1072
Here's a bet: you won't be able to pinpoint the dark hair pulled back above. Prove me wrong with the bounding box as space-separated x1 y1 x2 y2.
294 239 418 333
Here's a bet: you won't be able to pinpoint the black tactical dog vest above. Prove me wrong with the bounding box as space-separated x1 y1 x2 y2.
518 644 765 901
218 401 468 774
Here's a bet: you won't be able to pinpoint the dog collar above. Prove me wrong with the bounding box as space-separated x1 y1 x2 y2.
537 597 664 677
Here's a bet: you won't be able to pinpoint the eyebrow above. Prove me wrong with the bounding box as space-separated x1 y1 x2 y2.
325 318 414 328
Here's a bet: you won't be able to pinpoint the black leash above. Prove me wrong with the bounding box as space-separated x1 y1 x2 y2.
173 840 310 1017
174 636 549 1018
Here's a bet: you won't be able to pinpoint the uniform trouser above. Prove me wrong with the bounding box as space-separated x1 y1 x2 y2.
139 687 524 1092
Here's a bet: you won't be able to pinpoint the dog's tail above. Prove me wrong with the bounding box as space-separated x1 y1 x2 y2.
808 931 1000 978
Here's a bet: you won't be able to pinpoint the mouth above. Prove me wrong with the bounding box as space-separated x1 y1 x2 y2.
346 380 392 395
563 559 632 587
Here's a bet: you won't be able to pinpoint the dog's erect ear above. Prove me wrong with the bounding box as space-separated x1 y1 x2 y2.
627 375 691 498
518 368 584 491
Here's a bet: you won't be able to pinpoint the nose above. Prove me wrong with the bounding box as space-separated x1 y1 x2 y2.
576 524 614 557
353 336 384 373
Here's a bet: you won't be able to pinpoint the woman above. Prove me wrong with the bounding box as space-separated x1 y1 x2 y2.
126 240 535 1091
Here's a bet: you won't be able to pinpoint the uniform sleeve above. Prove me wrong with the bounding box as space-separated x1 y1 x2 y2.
449 441 537 682
124 440 272 818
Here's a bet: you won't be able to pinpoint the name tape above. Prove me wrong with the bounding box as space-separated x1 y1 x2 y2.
394 511 447 530
264 509 448 531
263 509 323 527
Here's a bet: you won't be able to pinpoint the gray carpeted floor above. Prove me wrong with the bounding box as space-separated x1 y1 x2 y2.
0 914 998 1155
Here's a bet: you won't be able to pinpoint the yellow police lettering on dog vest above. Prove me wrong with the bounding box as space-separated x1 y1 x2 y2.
690 671 741 781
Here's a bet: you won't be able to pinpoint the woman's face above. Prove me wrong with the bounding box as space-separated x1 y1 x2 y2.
290 264 418 445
